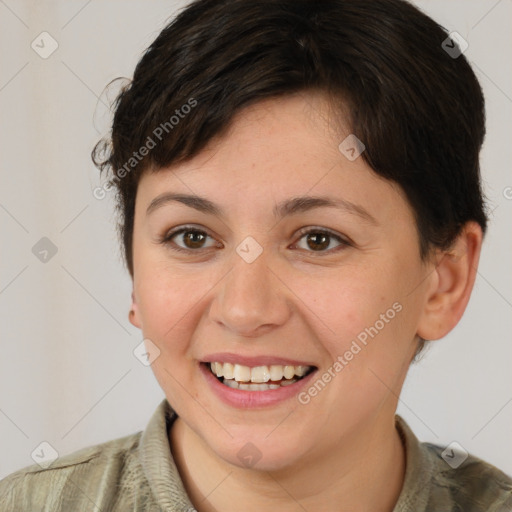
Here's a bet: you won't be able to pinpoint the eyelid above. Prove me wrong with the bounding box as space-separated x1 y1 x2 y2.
292 226 352 253
159 224 352 254
160 225 221 252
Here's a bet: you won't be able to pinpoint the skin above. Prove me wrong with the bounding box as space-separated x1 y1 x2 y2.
129 91 483 511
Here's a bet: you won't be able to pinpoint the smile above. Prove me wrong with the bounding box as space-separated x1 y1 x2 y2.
208 361 315 391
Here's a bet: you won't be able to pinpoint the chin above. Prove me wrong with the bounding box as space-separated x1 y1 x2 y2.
209 433 307 472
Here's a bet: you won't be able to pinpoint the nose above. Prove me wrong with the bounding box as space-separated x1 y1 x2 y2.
209 247 291 338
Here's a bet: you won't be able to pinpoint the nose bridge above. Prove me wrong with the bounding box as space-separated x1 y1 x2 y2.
211 241 290 335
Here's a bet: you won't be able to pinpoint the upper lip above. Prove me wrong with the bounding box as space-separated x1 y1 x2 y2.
201 352 316 368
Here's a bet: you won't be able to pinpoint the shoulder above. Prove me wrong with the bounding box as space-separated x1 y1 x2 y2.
423 441 512 511
395 416 512 511
0 431 144 510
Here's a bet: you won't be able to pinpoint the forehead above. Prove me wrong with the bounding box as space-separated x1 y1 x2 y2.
136 92 409 226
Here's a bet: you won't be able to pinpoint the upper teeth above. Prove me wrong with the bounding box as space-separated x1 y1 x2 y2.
209 362 311 383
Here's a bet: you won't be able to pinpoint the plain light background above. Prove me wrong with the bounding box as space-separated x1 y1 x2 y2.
0 0 511 481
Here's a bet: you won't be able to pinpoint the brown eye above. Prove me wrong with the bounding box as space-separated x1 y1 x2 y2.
181 230 207 249
162 227 219 252
294 228 350 253
305 232 330 251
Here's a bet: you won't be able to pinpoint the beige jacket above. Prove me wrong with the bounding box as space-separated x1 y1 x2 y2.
1 399 511 511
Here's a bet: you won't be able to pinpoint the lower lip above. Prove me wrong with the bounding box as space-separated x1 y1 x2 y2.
199 363 317 408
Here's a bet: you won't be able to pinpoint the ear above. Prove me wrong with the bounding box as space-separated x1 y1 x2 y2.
417 221 483 341
129 290 142 329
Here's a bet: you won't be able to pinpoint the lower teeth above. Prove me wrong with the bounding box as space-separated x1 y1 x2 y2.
222 377 298 390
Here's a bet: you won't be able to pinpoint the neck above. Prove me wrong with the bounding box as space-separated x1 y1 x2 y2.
169 411 406 512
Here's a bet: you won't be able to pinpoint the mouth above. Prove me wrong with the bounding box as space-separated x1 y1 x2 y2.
203 361 316 391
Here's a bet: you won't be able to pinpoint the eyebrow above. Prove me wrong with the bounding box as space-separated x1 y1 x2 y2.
146 193 378 225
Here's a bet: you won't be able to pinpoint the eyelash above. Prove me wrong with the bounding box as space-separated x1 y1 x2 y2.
158 225 351 255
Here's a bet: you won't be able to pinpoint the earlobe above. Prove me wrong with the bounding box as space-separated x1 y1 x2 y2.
416 222 483 341
129 291 142 329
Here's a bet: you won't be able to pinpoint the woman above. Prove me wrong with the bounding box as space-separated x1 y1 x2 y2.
1 0 511 510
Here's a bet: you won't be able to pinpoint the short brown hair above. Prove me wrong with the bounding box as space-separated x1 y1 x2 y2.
92 0 488 280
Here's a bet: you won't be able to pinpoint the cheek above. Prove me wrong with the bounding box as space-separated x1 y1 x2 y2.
294 265 400 345
295 262 418 388
135 267 209 355
298 271 412 421
134 269 211 409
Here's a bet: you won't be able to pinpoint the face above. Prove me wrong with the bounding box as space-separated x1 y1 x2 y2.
130 91 433 471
